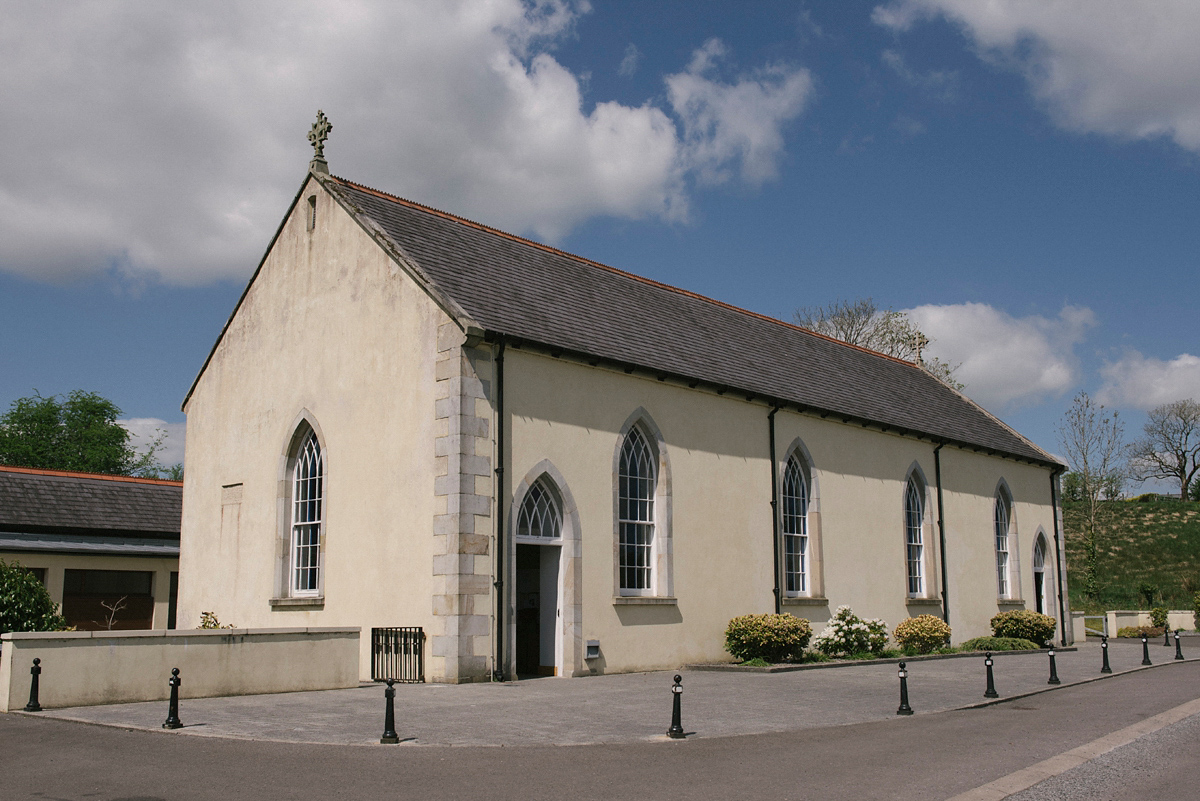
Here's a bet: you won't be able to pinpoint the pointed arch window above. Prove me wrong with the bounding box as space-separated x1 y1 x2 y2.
904 477 924 596
517 479 562 541
1033 536 1048 615
291 430 323 595
618 427 656 593
782 455 810 595
995 491 1012 598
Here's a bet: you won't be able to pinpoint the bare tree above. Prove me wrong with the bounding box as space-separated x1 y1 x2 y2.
98 596 128 631
1128 399 1200 500
794 298 963 390
1057 392 1126 600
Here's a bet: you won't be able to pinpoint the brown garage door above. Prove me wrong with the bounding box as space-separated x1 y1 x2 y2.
62 569 155 631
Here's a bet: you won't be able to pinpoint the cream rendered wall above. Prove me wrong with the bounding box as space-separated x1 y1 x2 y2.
1 552 177 629
936 450 1063 641
505 349 1061 673
180 175 444 678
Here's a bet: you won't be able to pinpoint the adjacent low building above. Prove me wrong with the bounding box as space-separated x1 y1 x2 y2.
0 465 181 630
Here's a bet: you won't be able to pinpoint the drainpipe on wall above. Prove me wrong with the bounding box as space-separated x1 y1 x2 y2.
1050 468 1068 646
492 338 507 681
933 443 950 626
768 405 782 614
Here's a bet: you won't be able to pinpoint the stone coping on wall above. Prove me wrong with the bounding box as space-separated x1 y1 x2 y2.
1 626 357 642
685 646 1078 674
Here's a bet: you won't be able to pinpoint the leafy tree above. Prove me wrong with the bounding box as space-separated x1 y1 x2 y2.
0 390 164 476
1058 392 1125 600
1127 399 1200 501
1190 477 1200 502
0 558 67 634
794 298 963 390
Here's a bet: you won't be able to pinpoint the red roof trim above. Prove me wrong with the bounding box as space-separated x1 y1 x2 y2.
0 465 182 487
330 176 917 368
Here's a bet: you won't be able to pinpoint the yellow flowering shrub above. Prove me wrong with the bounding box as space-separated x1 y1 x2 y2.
990 610 1055 645
893 614 952 654
724 613 812 663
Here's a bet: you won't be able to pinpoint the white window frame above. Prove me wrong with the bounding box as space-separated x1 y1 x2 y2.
995 492 1012 598
290 430 323 597
617 426 656 596
515 477 563 543
782 455 810 596
904 477 924 597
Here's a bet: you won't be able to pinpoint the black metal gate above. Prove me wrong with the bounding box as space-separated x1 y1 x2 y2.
371 627 425 683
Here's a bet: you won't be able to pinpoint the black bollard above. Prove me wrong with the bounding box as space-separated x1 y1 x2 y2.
1047 648 1061 685
162 668 183 729
1141 634 1152 666
1164 627 1172 647
983 652 999 698
896 662 913 715
1100 635 1112 674
23 658 42 712
667 674 685 738
1175 631 1185 661
380 678 399 744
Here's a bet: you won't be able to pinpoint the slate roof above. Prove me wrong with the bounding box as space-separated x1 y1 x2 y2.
322 176 1057 468
0 466 182 540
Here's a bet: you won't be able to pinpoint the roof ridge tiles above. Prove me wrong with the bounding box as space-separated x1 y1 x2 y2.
0 464 183 486
330 175 916 369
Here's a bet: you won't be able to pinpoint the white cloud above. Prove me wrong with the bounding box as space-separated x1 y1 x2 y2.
666 38 813 186
619 43 641 77
0 1 811 284
119 418 186 468
874 1 1200 151
881 49 958 101
904 302 1095 410
1097 352 1200 410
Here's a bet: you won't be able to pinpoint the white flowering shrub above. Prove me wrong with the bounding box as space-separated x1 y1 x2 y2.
811 606 889 657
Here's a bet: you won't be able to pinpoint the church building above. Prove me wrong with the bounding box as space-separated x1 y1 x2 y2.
178 115 1070 682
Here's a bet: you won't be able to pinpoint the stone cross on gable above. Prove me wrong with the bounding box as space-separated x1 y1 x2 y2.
308 110 332 173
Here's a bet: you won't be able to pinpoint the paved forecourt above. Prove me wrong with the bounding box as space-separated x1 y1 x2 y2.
21 640 1193 747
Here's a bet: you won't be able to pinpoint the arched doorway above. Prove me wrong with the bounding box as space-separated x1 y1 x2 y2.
1033 535 1050 616
514 477 564 677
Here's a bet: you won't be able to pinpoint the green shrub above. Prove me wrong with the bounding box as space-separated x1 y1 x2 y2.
1194 591 1200 631
811 606 889 657
198 611 234 629
893 614 952 654
990 610 1057 645
1150 607 1169 629
0 558 67 635
724 613 812 663
1139 582 1160 607
1117 625 1164 638
740 657 771 667
959 636 1041 652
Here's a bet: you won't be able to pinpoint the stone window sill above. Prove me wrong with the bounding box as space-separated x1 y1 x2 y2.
612 596 677 606
997 598 1026 605
270 596 325 609
905 598 943 606
782 596 829 606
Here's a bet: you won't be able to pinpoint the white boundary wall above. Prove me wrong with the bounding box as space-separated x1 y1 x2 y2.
0 627 359 711
1104 610 1195 635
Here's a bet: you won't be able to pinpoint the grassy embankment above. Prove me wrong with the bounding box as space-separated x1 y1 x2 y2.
1063 499 1200 614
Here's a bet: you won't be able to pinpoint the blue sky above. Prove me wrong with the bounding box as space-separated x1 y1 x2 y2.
1 1 1198 484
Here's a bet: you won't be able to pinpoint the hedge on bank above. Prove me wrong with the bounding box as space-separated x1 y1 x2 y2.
990 610 1056 645
725 613 813 663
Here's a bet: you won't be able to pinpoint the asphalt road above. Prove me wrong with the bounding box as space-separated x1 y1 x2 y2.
3 661 1198 801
